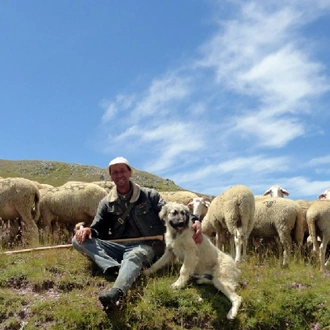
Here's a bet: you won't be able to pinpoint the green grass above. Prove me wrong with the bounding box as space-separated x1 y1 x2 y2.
1 246 330 330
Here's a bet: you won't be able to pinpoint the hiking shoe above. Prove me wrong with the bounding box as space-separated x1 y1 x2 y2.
99 288 123 310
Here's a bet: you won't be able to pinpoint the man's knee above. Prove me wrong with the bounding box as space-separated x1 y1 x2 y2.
72 236 80 248
72 236 96 253
128 245 154 262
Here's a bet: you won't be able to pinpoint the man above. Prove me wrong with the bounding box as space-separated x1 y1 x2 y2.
73 157 202 310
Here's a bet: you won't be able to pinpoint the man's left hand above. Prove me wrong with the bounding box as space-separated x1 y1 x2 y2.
192 221 203 244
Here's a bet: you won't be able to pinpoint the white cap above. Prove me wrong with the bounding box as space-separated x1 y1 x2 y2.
108 157 134 175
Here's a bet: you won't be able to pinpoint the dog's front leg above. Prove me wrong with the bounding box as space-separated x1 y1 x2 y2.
171 254 198 289
143 249 174 276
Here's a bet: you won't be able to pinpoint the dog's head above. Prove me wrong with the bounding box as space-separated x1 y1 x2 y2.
159 202 190 232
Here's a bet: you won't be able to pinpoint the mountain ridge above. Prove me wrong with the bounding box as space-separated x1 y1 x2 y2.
0 159 187 192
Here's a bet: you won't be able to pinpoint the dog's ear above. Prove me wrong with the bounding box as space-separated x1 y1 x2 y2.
159 204 168 220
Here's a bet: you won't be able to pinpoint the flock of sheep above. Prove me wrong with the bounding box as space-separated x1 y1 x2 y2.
0 177 114 246
187 185 330 273
1 176 330 273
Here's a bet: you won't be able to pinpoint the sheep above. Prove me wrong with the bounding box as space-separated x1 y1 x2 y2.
159 191 199 205
250 197 304 265
263 185 289 198
91 180 114 193
0 177 40 246
60 180 114 193
37 182 108 243
295 200 317 241
31 180 54 190
306 200 330 272
202 185 255 263
187 196 212 221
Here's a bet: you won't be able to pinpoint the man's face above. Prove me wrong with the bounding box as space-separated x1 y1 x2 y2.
110 164 131 189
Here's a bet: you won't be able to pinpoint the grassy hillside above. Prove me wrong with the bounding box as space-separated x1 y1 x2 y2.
1 248 330 330
0 159 185 192
2 159 329 329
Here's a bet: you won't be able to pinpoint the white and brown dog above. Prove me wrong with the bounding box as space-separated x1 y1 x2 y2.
143 202 242 319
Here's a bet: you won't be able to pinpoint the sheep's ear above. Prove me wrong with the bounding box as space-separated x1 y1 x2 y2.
202 197 211 207
281 189 289 196
318 193 326 200
187 198 193 206
263 189 271 196
204 200 211 208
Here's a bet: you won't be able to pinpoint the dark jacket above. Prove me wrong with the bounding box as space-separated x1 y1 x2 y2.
90 181 166 241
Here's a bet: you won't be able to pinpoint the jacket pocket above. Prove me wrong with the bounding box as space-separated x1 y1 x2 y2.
135 201 153 216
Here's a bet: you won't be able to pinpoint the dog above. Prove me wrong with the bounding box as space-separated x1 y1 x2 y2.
143 202 242 319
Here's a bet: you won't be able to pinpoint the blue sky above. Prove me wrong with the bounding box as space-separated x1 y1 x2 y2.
1 0 330 200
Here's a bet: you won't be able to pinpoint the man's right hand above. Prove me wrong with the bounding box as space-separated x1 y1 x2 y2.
75 227 92 243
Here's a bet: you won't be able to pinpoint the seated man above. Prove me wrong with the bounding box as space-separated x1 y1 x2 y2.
73 156 202 309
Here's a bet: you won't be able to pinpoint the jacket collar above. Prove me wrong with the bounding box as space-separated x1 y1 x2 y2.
107 181 141 203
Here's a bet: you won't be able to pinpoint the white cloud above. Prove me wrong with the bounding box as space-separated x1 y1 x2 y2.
307 155 330 166
98 1 330 199
141 122 205 172
170 155 291 186
132 74 192 118
284 176 330 199
101 94 136 123
230 111 305 148
240 45 329 105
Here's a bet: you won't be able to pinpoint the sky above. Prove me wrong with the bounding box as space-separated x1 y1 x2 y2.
1 0 330 200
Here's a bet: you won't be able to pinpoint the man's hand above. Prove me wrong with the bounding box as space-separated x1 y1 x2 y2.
192 221 203 244
75 227 92 243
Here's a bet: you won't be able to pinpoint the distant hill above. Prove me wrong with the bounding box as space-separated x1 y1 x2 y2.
0 159 186 192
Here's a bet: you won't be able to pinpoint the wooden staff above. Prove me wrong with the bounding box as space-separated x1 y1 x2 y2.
3 235 164 255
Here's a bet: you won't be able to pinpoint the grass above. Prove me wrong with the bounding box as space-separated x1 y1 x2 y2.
1 245 330 330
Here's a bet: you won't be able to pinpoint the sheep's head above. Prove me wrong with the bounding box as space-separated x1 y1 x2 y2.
263 185 289 198
187 197 211 220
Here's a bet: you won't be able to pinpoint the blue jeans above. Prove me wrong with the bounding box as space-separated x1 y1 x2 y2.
72 237 155 293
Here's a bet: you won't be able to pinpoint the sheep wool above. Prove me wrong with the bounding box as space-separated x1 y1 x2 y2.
160 191 199 205
0 177 40 246
38 182 108 242
251 197 304 265
306 200 330 272
202 185 255 263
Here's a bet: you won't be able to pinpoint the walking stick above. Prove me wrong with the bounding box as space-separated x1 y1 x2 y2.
3 235 164 255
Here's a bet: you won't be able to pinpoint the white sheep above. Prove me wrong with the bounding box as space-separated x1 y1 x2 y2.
61 180 114 193
263 185 289 198
0 177 40 246
37 182 108 242
159 191 199 205
202 185 255 263
91 180 114 193
295 200 317 241
306 200 330 272
187 196 212 221
250 197 304 265
31 180 54 190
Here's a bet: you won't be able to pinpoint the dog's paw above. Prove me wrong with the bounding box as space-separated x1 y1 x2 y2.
226 296 242 319
171 281 185 289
